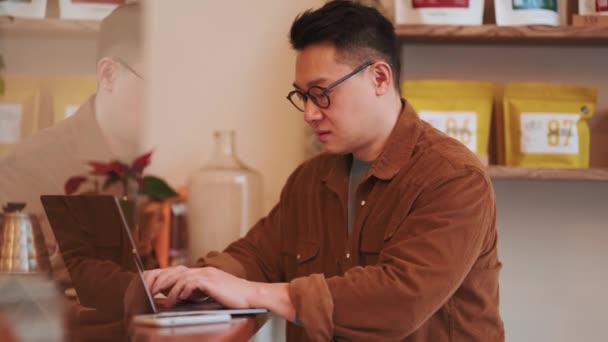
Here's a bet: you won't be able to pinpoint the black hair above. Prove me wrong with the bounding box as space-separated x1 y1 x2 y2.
290 0 400 90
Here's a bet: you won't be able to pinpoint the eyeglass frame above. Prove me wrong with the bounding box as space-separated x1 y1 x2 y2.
113 56 144 80
286 61 373 112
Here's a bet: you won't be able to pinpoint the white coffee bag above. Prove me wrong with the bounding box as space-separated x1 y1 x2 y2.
58 0 127 20
495 0 560 26
394 0 484 25
0 0 47 19
579 0 608 15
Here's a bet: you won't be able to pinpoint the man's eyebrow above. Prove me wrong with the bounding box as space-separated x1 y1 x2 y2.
292 78 328 90
306 78 327 88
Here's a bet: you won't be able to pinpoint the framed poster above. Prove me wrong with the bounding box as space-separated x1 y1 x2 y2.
0 0 47 19
58 0 127 20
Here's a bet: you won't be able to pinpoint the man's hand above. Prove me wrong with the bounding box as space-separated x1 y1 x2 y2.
143 266 257 308
143 265 297 323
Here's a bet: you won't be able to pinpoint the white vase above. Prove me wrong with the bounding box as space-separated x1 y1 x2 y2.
186 131 263 264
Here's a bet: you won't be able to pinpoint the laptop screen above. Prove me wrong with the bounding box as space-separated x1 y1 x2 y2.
41 195 157 317
41 195 268 322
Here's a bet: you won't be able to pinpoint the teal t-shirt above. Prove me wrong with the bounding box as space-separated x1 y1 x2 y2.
347 157 373 236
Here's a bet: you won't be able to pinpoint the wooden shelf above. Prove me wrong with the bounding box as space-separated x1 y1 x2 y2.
488 166 608 182
395 24 608 46
0 16 99 36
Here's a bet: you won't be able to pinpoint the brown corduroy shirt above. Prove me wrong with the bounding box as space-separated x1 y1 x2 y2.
200 101 505 341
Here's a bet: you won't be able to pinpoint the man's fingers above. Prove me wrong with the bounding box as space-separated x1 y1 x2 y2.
166 277 190 307
149 270 168 295
166 273 212 307
143 269 162 291
150 266 188 294
179 281 202 302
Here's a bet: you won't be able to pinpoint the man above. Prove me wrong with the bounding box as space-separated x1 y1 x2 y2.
145 1 504 341
0 1 150 317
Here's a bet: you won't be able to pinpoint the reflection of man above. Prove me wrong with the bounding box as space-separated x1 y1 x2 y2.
0 2 145 310
146 1 504 341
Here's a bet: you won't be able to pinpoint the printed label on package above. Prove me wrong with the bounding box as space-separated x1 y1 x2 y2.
419 111 477 152
64 104 80 119
512 0 558 11
72 0 127 4
520 113 580 154
0 104 23 144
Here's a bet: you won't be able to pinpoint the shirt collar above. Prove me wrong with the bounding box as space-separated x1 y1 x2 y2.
321 99 422 191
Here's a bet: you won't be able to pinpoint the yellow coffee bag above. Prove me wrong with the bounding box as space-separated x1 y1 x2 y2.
494 84 506 165
501 82 596 168
0 75 40 156
402 80 494 165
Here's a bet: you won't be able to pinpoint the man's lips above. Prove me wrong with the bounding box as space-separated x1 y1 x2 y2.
315 130 331 142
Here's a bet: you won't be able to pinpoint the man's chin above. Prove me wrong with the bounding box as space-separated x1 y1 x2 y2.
319 144 349 155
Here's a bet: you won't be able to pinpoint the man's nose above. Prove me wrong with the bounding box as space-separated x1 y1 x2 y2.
303 99 323 124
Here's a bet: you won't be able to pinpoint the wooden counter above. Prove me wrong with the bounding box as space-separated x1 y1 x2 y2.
64 298 268 341
131 314 268 342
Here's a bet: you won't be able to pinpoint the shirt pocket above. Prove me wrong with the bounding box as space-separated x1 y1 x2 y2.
281 238 321 279
382 213 406 242
359 235 382 266
359 203 411 266
373 181 420 242
295 239 320 277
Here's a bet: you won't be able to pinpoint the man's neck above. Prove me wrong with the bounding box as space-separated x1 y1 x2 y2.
94 95 138 163
352 94 403 162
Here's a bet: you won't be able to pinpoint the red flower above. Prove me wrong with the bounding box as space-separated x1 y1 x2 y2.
65 176 88 195
88 160 128 176
65 151 164 197
131 151 153 174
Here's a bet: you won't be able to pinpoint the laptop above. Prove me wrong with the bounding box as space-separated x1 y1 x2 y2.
41 195 266 326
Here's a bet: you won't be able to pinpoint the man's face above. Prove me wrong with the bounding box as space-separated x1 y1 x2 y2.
108 59 145 151
293 43 377 156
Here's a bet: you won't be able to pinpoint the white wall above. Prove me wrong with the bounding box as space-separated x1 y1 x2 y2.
143 0 322 212
494 180 608 342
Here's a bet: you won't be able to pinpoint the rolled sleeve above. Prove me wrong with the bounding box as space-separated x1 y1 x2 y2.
288 274 334 341
196 251 247 279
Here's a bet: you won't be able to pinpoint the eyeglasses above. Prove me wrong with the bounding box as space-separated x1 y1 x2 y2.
286 61 373 112
113 57 144 80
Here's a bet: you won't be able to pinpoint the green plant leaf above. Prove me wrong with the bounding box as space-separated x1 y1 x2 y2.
141 175 178 201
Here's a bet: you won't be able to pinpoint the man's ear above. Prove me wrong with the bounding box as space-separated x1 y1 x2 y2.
96 57 118 92
370 61 393 96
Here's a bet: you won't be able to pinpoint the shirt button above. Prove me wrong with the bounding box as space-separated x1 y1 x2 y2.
346 253 350 259
360 200 366 206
